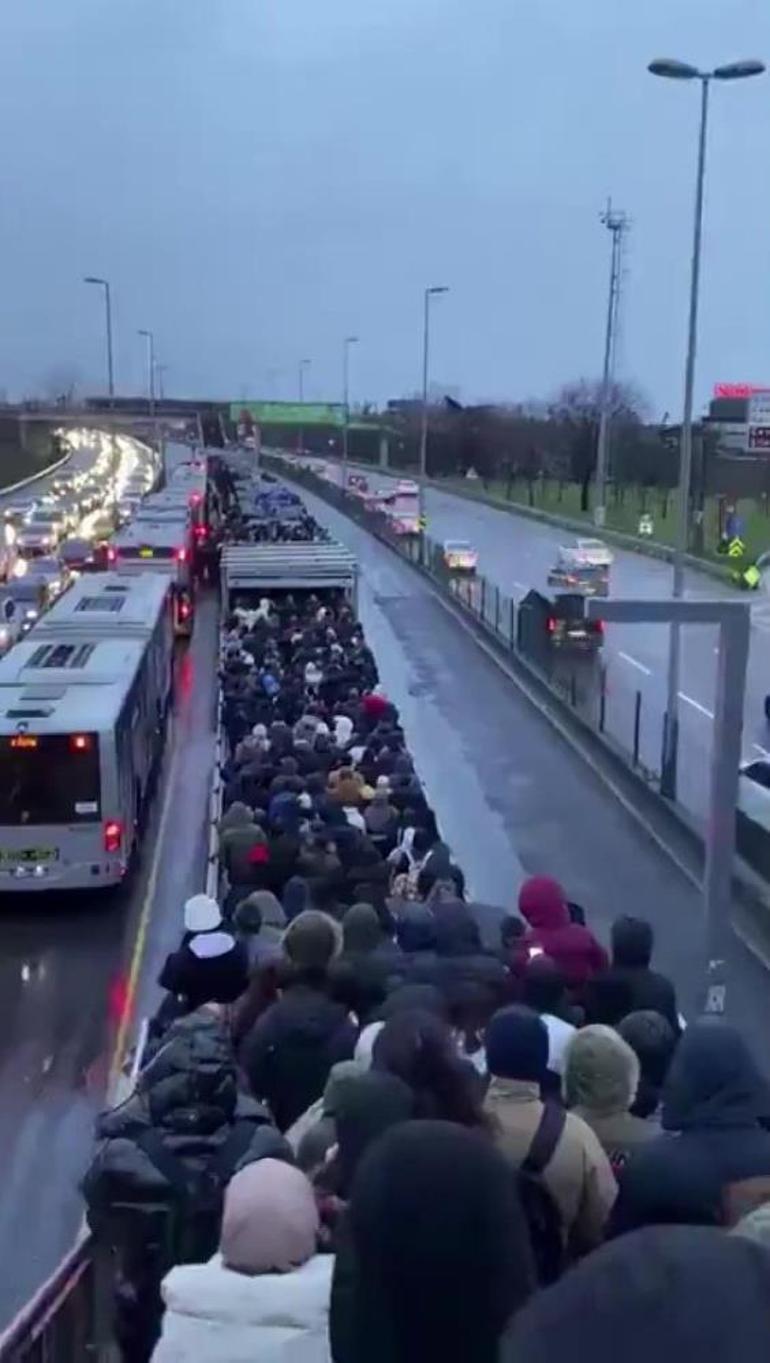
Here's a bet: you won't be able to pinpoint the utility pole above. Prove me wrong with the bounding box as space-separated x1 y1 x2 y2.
342 336 358 491
594 201 629 528
298 358 310 455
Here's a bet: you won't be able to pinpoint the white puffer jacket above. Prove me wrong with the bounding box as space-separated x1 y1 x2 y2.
152 1253 333 1363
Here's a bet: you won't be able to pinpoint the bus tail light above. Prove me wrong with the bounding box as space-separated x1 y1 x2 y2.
103 820 122 854
179 596 191 621
176 546 187 564
107 546 117 564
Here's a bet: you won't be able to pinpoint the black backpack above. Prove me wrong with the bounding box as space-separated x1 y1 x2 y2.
517 1103 567 1286
133 1123 256 1266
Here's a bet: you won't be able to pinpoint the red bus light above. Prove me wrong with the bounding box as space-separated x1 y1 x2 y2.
594 619 604 635
547 617 557 633
70 733 92 752
176 546 187 564
107 546 117 564
189 491 202 506
103 820 122 854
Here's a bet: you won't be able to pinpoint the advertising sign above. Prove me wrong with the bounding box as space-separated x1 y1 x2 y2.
230 402 345 428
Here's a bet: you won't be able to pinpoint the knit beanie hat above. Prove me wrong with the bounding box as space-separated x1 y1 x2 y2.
485 1006 548 1082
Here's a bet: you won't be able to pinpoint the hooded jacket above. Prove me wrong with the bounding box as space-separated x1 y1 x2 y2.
430 902 508 1007
503 1224 770 1363
240 983 357 1132
564 1025 657 1172
158 930 250 1009
152 1254 334 1363
611 1019 770 1235
83 1012 276 1268
513 877 608 987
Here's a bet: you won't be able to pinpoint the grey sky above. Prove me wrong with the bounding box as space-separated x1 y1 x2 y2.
0 0 768 415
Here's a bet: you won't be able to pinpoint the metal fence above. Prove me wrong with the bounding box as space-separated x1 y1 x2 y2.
0 1238 115 1363
273 457 665 798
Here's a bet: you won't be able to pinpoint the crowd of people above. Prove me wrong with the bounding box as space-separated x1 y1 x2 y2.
82 469 770 1363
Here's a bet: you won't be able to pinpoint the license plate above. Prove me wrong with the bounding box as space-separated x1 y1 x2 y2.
139 547 154 558
0 847 59 864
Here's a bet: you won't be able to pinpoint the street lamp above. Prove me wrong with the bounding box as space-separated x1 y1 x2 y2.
298 358 311 455
649 55 764 799
83 276 115 401
419 286 449 531
342 336 359 491
138 328 158 461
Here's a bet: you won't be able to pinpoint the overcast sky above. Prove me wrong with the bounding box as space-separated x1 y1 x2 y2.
0 0 768 414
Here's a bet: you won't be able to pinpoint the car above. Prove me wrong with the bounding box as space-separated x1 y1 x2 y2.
575 538 614 568
442 539 478 573
23 556 68 602
3 498 37 527
0 579 48 634
59 536 110 572
17 508 65 555
547 594 604 653
547 547 609 597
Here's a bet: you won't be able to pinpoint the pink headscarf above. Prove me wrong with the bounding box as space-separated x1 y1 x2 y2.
220 1159 319 1275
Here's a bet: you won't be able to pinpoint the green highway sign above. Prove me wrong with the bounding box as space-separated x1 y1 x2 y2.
231 401 345 427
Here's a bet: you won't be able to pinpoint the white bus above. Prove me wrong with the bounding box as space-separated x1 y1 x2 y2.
0 572 174 891
111 516 194 635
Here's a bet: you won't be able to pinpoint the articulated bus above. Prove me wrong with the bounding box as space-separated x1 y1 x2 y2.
0 572 174 890
111 516 194 636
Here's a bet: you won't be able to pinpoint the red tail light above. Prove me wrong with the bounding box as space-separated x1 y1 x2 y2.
176 546 187 564
179 598 191 621
547 617 557 633
594 619 604 635
103 820 122 854
195 525 207 540
70 733 92 752
107 546 117 564
189 492 202 506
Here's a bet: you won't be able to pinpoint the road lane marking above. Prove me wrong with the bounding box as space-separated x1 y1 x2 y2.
109 714 177 1086
678 691 714 719
618 651 651 676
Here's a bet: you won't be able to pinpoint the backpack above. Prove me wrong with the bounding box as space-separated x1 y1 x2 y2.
132 1123 257 1266
517 1103 567 1286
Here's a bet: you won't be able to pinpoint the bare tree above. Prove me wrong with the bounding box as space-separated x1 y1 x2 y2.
549 378 648 512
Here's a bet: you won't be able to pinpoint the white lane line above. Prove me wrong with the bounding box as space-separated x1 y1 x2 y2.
753 743 770 758
678 691 714 719
618 651 651 676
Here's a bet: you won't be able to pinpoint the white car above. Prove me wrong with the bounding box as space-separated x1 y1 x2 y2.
575 538 614 568
17 508 64 555
442 539 478 572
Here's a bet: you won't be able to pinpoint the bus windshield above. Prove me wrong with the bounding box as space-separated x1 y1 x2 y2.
0 734 101 825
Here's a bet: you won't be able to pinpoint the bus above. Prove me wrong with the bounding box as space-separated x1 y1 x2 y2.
110 516 194 636
0 572 174 890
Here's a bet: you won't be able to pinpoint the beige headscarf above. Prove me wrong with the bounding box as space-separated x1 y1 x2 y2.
220 1159 319 1274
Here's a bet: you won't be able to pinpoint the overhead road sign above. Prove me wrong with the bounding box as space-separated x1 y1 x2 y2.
231 402 345 428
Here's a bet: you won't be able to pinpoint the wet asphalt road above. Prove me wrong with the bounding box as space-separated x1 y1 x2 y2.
0 442 219 1329
299 485 770 1064
332 466 770 825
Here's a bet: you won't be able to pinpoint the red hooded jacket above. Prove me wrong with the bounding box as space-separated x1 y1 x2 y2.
513 876 608 987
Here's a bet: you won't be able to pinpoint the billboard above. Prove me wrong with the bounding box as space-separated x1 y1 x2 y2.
713 383 769 399
229 401 345 427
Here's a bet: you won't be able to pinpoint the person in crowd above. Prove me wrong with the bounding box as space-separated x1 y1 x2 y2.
393 903 439 982
372 1008 488 1128
151 1159 334 1363
611 1018 770 1234
330 1120 535 1363
502 1225 770 1363
315 1070 415 1212
513 876 608 988
157 894 249 1012
83 1009 282 1363
240 911 356 1131
233 889 286 968
618 1009 679 1118
592 916 681 1032
363 782 399 850
520 954 577 1091
286 1059 366 1171
483 1005 617 1255
563 1025 657 1172
430 900 508 1010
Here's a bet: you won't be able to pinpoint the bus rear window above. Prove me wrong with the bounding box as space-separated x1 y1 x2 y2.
0 734 100 825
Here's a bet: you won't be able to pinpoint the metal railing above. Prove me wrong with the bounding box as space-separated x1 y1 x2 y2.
0 1238 114 1363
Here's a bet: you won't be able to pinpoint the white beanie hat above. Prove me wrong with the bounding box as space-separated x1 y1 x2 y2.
184 893 222 934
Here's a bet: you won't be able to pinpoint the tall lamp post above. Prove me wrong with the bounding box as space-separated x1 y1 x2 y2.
342 336 358 491
649 56 764 799
418 285 449 531
138 328 158 461
83 275 115 401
